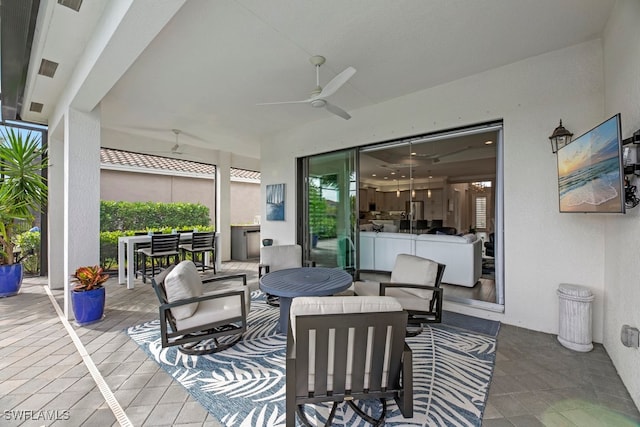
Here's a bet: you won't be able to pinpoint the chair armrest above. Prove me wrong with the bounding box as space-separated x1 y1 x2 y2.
286 322 296 359
160 288 246 311
399 342 413 417
354 269 390 281
380 282 441 293
258 264 270 278
202 273 247 287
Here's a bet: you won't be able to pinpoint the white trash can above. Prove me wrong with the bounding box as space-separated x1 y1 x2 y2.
557 284 594 352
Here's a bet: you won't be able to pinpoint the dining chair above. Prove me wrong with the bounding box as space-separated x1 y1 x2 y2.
286 296 413 426
137 233 180 283
133 231 162 279
259 244 314 306
354 253 445 336
180 231 216 273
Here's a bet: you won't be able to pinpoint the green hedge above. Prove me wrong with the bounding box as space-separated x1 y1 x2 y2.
14 231 40 275
100 201 210 232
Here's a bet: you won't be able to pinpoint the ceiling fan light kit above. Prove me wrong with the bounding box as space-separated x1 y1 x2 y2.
257 55 356 120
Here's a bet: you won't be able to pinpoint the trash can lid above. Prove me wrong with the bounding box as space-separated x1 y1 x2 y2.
558 283 593 297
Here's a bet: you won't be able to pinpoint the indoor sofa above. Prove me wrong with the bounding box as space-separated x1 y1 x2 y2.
359 231 482 287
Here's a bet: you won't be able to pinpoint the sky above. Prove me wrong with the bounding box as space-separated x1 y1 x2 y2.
557 115 620 177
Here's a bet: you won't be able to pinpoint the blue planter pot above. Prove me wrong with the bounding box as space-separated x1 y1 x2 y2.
0 264 24 297
71 287 105 325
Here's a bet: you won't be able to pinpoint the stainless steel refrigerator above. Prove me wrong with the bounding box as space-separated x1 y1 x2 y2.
405 201 424 220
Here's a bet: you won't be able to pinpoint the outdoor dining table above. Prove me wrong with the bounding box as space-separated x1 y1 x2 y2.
259 266 353 333
117 232 219 289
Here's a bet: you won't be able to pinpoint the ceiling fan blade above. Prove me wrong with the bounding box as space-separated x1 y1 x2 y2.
256 99 312 106
319 66 356 98
324 102 351 120
415 146 471 158
434 146 471 158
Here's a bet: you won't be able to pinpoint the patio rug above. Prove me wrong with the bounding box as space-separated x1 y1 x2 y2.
126 291 497 426
442 310 500 337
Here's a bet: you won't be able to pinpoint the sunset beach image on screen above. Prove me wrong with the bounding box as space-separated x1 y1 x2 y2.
557 114 625 213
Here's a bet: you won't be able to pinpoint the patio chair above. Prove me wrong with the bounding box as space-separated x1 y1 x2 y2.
286 296 413 426
180 231 216 273
354 253 445 335
138 233 180 283
259 244 314 306
133 231 162 279
151 260 250 355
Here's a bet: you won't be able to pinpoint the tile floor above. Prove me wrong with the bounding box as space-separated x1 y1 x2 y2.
0 261 638 426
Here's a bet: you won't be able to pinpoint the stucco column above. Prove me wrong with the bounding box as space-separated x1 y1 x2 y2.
217 152 231 262
47 132 65 290
63 107 101 319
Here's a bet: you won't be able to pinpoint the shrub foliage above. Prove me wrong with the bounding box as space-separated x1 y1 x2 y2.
99 201 213 270
100 201 210 232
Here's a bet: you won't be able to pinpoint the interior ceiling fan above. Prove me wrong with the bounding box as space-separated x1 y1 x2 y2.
257 55 356 120
378 146 473 170
411 146 472 163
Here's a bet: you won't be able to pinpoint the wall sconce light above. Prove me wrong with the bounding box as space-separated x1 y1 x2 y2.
396 180 400 198
549 119 573 153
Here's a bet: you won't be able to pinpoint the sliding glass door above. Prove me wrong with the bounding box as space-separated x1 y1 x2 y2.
299 149 357 269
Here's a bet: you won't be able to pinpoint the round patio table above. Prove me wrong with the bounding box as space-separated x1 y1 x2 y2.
259 267 353 333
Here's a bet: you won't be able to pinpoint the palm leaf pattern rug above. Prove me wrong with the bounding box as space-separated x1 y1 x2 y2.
127 291 496 426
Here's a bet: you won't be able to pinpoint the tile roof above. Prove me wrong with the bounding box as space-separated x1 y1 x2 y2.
100 148 260 181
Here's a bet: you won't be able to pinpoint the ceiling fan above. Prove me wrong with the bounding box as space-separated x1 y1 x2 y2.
144 129 185 155
408 146 472 163
257 55 356 120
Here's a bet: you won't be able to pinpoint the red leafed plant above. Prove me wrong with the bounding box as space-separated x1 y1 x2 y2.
71 265 110 292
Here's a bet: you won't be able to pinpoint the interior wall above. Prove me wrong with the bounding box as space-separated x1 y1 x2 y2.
262 39 607 341
602 0 640 408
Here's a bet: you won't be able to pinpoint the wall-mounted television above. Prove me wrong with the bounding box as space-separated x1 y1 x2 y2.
557 114 625 213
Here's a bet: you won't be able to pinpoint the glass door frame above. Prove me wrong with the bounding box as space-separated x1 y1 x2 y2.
297 148 359 271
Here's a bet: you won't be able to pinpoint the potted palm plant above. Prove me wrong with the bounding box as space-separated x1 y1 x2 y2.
0 128 47 297
70 265 109 325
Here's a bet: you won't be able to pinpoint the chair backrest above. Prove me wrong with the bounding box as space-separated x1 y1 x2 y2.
151 263 179 326
428 226 457 235
191 231 215 250
390 254 445 300
260 244 302 271
288 296 407 398
151 233 180 253
391 254 439 285
416 219 429 232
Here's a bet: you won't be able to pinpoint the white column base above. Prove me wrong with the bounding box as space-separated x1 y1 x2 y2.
557 335 593 352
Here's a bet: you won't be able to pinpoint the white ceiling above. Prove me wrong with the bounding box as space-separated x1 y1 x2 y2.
22 0 615 162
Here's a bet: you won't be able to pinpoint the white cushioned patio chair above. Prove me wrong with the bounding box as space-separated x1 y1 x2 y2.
354 253 445 336
286 296 413 427
151 260 250 355
259 244 314 306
